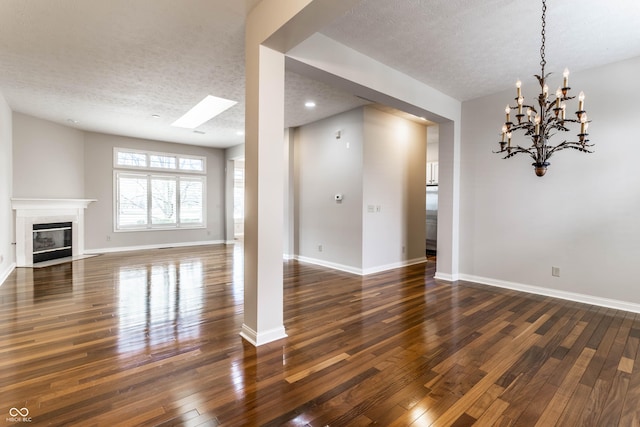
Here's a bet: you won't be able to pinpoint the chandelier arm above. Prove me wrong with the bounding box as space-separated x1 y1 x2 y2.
501 147 538 161
544 101 556 114
547 141 594 157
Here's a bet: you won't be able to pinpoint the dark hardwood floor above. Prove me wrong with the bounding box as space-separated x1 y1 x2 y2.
0 244 639 426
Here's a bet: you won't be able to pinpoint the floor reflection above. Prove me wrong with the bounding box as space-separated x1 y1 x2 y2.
32 263 74 301
117 260 203 353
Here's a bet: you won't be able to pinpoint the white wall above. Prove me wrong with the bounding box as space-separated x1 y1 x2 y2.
83 132 226 251
0 93 14 284
362 107 426 272
427 125 439 162
459 55 640 308
295 108 364 271
295 106 427 274
13 113 85 198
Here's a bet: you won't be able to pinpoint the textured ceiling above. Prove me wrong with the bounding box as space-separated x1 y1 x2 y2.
321 0 640 101
1 0 640 148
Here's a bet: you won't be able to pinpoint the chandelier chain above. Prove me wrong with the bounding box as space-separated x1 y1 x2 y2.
540 0 547 74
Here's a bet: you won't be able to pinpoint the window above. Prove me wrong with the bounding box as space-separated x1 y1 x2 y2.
114 148 206 231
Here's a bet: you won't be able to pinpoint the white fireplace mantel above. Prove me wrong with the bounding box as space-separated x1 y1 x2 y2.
12 198 97 267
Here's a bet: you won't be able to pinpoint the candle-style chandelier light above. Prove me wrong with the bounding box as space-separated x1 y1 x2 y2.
495 0 593 177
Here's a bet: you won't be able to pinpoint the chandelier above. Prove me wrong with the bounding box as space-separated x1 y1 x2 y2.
495 0 593 177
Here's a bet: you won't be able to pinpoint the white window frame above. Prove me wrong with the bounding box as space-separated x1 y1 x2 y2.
113 148 206 232
113 147 206 174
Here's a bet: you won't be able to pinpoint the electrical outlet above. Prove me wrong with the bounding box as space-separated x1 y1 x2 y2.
318 244 323 252
552 266 560 277
106 235 111 241
0 254 3 264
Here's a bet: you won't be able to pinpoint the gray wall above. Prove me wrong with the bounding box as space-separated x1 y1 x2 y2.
13 113 85 198
295 108 364 271
362 107 426 271
0 93 13 282
459 55 640 306
294 106 427 273
9 113 226 254
83 132 226 251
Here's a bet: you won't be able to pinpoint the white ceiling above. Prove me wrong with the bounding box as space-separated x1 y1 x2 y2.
1 0 639 149
322 0 640 101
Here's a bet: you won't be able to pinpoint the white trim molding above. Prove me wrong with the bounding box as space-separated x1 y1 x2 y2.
85 240 225 255
294 255 363 275
239 324 287 347
457 274 640 314
362 258 427 275
294 255 428 276
11 198 96 267
0 263 16 286
434 272 459 282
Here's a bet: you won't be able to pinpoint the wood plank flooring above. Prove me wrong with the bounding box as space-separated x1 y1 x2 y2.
0 244 639 426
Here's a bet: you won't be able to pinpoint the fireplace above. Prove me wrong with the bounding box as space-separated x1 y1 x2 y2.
33 222 73 263
12 198 96 267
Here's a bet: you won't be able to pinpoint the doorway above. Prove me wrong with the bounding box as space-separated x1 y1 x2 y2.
426 125 439 260
233 159 245 239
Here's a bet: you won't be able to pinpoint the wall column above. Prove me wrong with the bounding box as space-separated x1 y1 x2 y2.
241 44 287 346
242 0 365 346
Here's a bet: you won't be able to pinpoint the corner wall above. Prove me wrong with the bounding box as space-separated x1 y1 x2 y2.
295 108 364 272
459 55 640 310
13 113 85 198
0 93 13 284
362 106 426 272
294 106 427 274
83 132 226 251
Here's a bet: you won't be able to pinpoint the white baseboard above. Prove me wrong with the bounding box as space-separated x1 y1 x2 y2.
283 253 295 261
362 257 427 275
295 255 428 276
434 272 459 281
239 324 287 346
0 262 16 286
457 274 640 314
294 255 363 275
85 240 226 254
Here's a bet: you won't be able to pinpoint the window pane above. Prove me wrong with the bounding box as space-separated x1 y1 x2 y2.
180 178 204 224
151 177 177 224
179 157 204 171
150 155 177 169
117 151 147 167
118 175 148 227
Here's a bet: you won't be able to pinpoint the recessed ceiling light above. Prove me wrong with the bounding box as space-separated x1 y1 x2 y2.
172 95 237 129
151 114 161 119
66 118 78 125
193 130 206 134
305 101 316 108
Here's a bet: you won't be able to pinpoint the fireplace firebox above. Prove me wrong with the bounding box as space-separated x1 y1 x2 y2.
32 222 73 263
